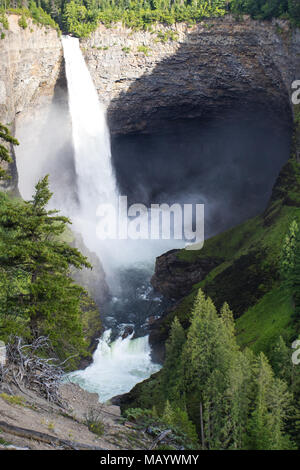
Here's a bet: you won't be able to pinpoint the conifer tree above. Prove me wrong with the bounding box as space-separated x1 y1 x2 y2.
0 175 92 366
247 352 294 450
160 316 186 404
271 336 300 448
0 123 19 179
181 290 249 449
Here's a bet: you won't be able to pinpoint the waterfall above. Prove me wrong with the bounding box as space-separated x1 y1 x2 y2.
62 36 118 270
69 330 161 402
62 37 161 401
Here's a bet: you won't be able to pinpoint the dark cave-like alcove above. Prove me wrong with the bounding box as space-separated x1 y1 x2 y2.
108 26 293 237
111 109 292 237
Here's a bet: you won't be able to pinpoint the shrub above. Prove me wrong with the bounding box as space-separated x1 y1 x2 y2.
85 408 105 436
137 45 151 56
18 14 28 29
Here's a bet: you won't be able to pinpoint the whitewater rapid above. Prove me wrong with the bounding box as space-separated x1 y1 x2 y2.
69 330 161 402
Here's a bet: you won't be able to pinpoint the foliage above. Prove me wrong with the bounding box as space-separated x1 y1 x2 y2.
18 12 27 28
230 0 300 24
123 290 295 449
137 44 151 55
0 1 60 33
0 176 93 368
0 393 25 406
280 219 299 280
85 407 105 436
0 123 19 180
124 406 198 449
0 12 8 29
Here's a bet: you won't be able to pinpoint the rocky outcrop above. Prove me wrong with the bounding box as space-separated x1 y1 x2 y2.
82 16 300 136
0 15 62 188
151 249 220 300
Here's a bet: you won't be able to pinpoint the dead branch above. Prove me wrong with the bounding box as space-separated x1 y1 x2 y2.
148 429 172 450
0 336 66 407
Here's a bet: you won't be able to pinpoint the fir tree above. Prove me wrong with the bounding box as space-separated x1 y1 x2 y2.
247 352 294 450
0 123 19 179
0 175 92 366
160 316 186 404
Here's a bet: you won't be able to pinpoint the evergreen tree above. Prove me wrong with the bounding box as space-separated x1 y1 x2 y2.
0 123 19 179
181 290 249 449
280 219 299 282
247 352 294 450
271 335 300 447
0 175 92 366
160 316 186 404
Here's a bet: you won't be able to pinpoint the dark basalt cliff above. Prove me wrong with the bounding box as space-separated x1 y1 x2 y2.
83 16 300 136
151 249 220 300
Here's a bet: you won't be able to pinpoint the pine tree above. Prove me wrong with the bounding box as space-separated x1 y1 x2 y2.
0 123 19 179
247 352 294 450
0 175 92 366
160 316 186 404
271 336 300 448
280 219 299 282
181 290 249 449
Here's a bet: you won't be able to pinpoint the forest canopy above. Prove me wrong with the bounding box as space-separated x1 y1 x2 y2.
0 0 299 37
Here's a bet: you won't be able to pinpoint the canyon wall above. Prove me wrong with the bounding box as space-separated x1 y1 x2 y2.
82 16 300 136
0 15 62 188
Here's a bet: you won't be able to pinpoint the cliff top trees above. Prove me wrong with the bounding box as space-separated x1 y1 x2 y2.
0 176 92 367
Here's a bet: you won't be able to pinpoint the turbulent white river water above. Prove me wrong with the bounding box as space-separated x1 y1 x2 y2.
68 330 161 402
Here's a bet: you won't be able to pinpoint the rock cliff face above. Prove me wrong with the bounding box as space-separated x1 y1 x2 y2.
82 16 300 136
0 15 62 188
151 249 220 300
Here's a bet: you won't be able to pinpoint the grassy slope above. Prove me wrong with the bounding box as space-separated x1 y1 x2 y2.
120 156 300 414
154 156 300 355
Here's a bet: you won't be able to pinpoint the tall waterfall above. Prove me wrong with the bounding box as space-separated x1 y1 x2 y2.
62 36 118 270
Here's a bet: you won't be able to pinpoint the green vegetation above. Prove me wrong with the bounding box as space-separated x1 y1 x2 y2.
137 44 151 55
0 124 99 369
123 291 297 449
230 0 300 25
156 29 179 42
85 408 105 436
154 154 300 356
125 114 300 449
0 1 61 34
124 406 198 449
1 0 299 38
0 123 19 179
0 393 25 406
18 12 27 28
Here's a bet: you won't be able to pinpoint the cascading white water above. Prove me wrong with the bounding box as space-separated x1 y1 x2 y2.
62 36 118 271
69 330 161 402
